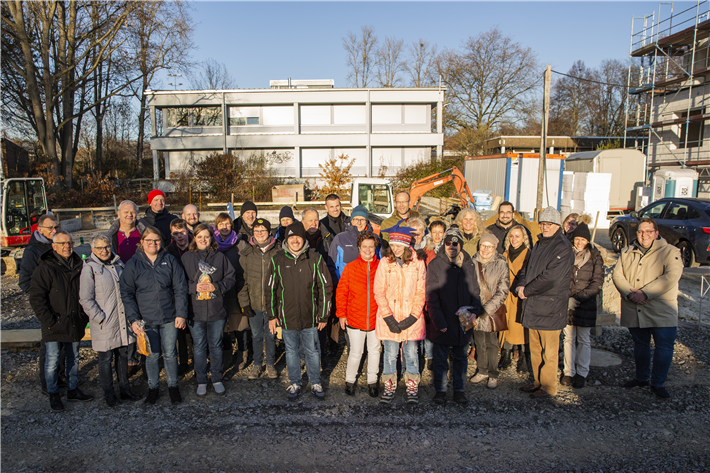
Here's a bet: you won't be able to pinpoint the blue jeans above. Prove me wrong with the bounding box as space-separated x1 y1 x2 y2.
189 319 226 385
432 343 468 393
629 326 677 387
45 342 80 394
249 310 276 367
144 322 179 389
422 338 434 360
282 327 321 387
382 340 419 376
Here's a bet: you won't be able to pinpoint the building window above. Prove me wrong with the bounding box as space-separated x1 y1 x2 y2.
230 107 260 126
165 107 221 127
166 108 189 127
678 107 704 148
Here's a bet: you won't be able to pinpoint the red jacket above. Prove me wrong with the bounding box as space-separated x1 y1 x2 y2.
336 255 379 331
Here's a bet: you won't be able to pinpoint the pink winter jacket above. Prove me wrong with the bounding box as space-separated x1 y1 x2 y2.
374 253 427 342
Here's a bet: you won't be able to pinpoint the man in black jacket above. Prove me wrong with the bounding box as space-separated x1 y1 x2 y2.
485 201 516 254
139 190 177 246
232 201 258 241
426 227 482 406
320 194 350 237
266 223 332 401
517 207 574 399
29 231 94 411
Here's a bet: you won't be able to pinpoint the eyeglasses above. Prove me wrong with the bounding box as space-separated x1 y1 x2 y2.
143 239 161 244
480 245 496 250
253 229 269 234
41 225 61 230
445 241 459 247
94 245 111 252
541 222 557 228
54 241 73 247
637 230 657 236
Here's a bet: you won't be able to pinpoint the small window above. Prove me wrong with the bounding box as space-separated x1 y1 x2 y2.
247 117 260 125
230 117 246 126
678 107 704 148
640 201 667 219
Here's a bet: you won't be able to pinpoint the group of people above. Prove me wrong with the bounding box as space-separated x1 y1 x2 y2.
20 187 684 411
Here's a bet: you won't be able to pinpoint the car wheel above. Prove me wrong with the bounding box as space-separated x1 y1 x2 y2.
611 227 627 253
677 241 698 268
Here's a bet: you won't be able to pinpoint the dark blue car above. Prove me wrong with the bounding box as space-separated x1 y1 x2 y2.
609 198 710 267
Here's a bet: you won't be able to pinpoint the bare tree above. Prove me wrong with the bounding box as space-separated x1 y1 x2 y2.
375 36 405 87
584 59 627 136
343 25 378 87
187 58 236 90
549 60 592 136
404 39 437 87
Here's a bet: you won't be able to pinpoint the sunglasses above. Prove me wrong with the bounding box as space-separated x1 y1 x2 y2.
445 241 459 247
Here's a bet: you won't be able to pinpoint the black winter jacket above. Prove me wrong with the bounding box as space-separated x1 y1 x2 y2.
29 251 88 342
120 249 188 326
320 212 351 238
517 228 574 331
238 237 280 311
181 249 236 323
425 250 482 346
568 244 604 327
138 208 177 246
232 216 255 241
18 231 53 293
265 242 333 331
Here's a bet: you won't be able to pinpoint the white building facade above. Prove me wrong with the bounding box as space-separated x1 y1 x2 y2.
146 80 445 181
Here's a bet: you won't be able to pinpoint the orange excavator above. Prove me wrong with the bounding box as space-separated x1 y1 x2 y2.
408 166 476 220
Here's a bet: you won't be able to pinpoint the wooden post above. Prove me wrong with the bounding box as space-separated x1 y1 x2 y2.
113 194 117 213
536 65 552 213
231 193 234 207
189 183 192 205
252 185 255 202
591 210 600 244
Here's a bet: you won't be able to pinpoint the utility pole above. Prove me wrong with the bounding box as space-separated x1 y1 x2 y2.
536 65 552 216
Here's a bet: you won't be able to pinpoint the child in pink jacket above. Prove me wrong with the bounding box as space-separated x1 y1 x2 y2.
375 221 427 404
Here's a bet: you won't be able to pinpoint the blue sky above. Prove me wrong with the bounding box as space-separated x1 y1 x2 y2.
158 1 695 90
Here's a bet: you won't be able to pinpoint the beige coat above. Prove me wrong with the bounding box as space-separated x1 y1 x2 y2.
612 237 683 328
500 247 528 345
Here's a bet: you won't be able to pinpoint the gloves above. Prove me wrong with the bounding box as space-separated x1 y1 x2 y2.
383 315 401 334
568 298 580 311
398 315 418 331
242 305 256 318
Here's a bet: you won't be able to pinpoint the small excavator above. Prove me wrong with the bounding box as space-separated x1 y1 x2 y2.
408 166 476 224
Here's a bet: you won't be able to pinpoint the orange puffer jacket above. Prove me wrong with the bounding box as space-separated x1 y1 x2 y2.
374 253 427 342
336 255 380 331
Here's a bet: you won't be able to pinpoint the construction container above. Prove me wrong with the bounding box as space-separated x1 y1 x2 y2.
652 168 699 200
471 190 493 211
463 153 565 218
564 148 646 212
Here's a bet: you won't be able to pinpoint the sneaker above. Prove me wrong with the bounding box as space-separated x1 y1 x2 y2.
650 386 670 399
433 391 447 405
453 391 468 405
345 382 356 396
487 378 498 389
623 379 649 389
380 378 396 404
266 365 278 379
405 379 419 404
169 386 182 404
49 393 64 411
212 382 225 395
469 373 488 384
248 365 264 380
572 374 586 389
287 383 301 401
144 388 160 404
67 388 93 402
311 384 325 400
196 384 207 397
368 384 379 398
560 375 573 386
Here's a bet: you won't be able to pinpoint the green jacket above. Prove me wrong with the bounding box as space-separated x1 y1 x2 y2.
380 210 421 242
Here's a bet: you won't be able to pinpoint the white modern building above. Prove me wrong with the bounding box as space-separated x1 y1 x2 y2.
146 80 445 181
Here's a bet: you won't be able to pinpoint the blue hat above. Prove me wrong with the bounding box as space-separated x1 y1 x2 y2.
351 205 368 220
380 219 415 247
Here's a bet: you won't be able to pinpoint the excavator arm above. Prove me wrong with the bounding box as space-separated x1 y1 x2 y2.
408 166 476 212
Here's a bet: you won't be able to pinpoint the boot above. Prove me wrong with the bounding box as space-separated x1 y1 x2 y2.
49 393 64 411
380 374 397 403
498 348 512 370
404 372 420 404
105 391 120 407
517 347 530 374
237 351 249 371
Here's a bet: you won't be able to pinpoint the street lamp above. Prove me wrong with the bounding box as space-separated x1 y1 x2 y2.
167 73 182 90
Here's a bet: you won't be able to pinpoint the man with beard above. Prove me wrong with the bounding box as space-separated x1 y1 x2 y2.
181 204 201 234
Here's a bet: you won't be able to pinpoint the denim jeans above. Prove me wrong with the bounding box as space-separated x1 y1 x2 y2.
189 319 227 385
249 310 276 367
629 326 677 387
382 340 419 376
39 341 65 389
563 325 592 378
97 346 130 395
45 342 80 394
432 343 468 393
144 322 179 389
282 327 321 387
422 338 434 360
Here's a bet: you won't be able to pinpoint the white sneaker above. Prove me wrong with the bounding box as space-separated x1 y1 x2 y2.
212 382 225 395
487 378 498 389
470 373 489 384
311 383 325 400
196 384 207 397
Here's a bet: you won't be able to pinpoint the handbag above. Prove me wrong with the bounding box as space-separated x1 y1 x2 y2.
475 261 508 333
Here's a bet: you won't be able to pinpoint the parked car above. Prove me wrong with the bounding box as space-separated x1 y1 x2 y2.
609 197 710 267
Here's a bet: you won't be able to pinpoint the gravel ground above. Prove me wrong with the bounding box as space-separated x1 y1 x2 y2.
3 257 710 472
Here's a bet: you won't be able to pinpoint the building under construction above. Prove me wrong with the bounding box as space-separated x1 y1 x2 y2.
625 1 710 198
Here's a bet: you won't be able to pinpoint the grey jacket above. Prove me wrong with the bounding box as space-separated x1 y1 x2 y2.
471 252 510 315
238 236 281 311
80 253 135 352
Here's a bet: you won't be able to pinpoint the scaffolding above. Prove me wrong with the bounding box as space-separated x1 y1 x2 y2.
624 0 710 195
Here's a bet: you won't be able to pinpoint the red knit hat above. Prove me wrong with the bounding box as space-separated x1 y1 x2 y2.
148 189 166 204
